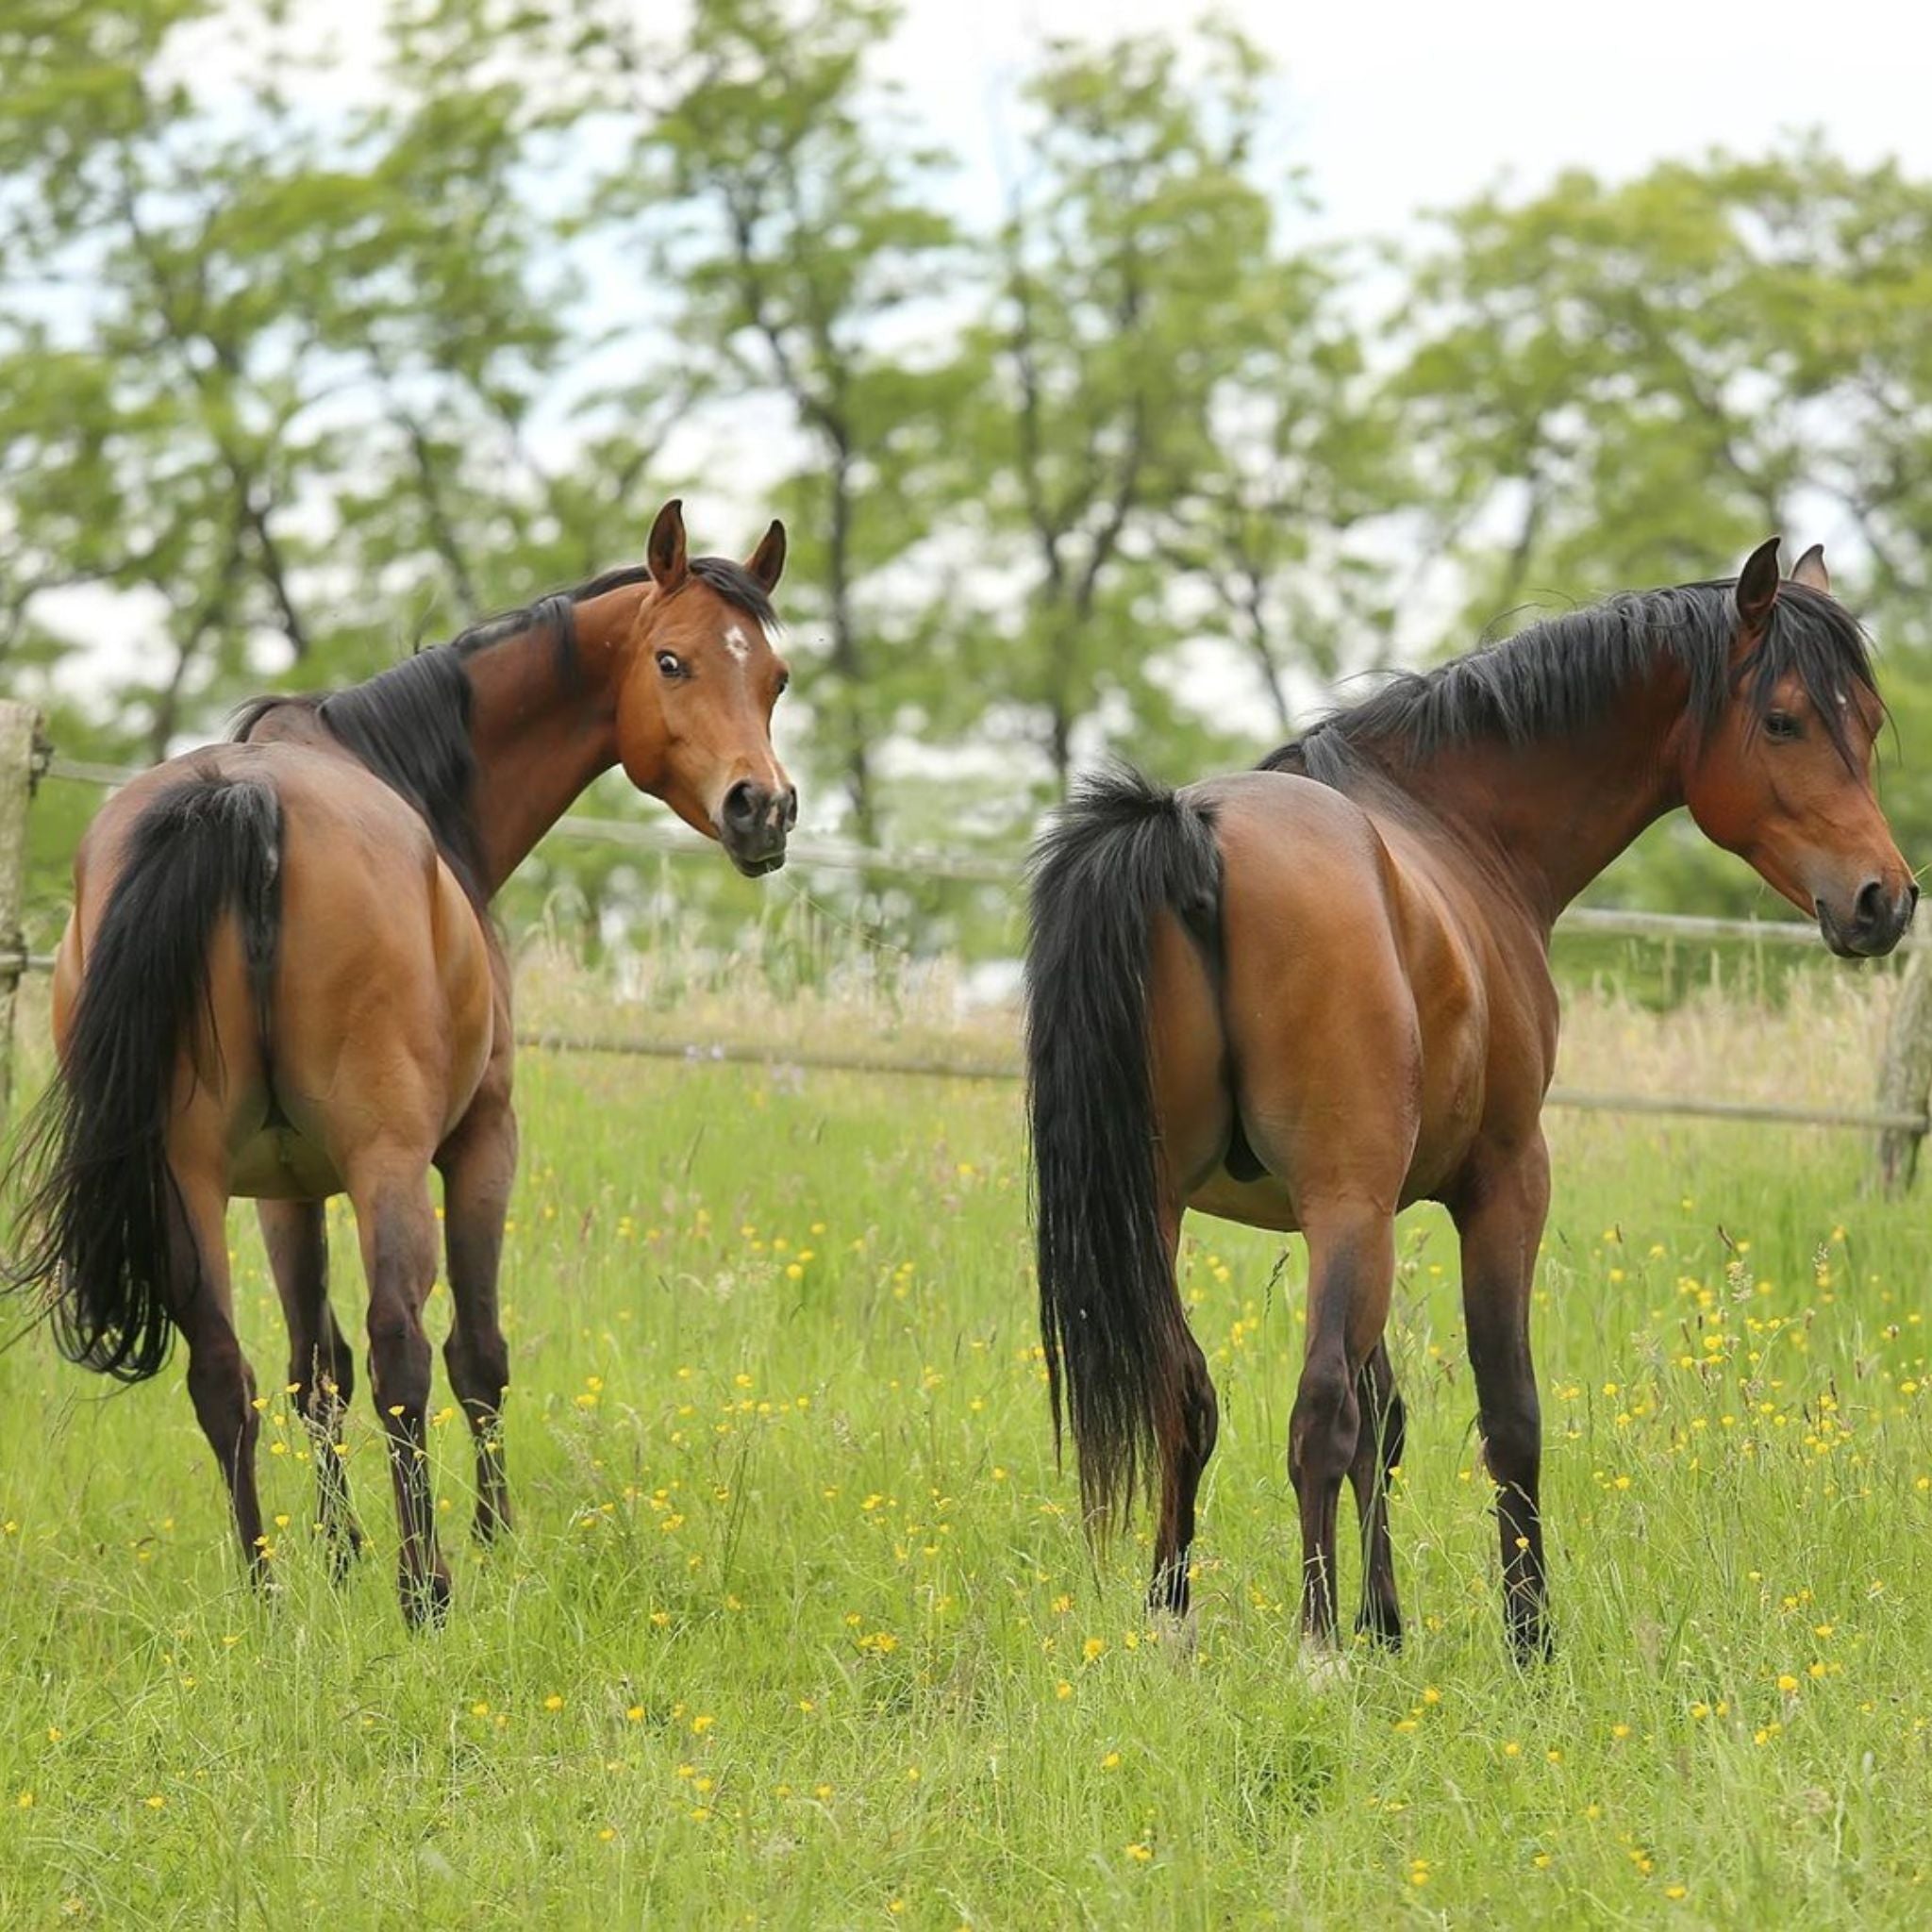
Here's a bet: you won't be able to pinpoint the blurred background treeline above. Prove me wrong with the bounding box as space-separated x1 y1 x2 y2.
8 0 1932 973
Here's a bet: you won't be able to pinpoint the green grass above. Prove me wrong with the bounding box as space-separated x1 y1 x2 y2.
4 1039 1932 1927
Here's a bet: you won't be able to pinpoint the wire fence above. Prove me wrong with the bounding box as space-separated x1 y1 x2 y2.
10 715 1932 1181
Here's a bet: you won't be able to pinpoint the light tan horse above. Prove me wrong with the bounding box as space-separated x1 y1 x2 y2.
1026 543 1915 1658
7 501 793 1624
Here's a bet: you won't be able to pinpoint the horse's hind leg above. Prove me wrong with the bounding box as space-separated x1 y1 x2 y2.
170 1174 268 1585
1454 1136 1553 1660
1144 914 1229 1624
261 1198 362 1581
345 1152 450 1627
1290 1201 1396 1651
1348 1341 1406 1645
1148 1214 1219 1622
436 1073 516 1544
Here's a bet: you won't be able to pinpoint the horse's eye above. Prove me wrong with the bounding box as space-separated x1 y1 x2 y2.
774 670 790 697
657 651 685 680
1765 710 1802 742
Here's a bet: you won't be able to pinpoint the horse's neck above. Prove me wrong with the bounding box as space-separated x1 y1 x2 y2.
1387 679 1688 930
462 585 648 895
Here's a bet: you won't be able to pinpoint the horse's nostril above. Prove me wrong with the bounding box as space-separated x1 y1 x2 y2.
723 781 761 830
778 787 799 830
1855 878 1886 927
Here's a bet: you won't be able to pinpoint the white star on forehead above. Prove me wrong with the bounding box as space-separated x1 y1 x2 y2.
724 623 751 662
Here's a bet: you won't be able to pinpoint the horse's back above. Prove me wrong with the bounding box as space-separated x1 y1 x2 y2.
61 739 495 1199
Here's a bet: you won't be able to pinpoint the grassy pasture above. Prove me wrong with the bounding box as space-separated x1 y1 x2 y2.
2 967 1931 1926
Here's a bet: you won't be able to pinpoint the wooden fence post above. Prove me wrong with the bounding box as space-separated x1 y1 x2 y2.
0 699 45 1121
1876 947 1932 1194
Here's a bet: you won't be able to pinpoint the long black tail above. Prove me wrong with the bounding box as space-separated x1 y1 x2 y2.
5 767 281 1381
1025 763 1223 1532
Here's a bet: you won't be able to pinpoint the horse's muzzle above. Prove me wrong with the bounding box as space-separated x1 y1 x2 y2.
719 779 797 877
1818 878 1918 958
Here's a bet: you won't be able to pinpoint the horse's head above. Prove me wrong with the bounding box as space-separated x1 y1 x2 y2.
1681 539 1915 957
614 500 796 877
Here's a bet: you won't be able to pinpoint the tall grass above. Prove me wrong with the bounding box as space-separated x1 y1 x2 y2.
0 965 1927 1925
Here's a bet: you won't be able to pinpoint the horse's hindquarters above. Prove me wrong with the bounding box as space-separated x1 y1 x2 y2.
1174 774 1428 1224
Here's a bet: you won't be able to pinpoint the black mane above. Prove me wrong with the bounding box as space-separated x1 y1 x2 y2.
1260 579 1878 789
230 558 774 901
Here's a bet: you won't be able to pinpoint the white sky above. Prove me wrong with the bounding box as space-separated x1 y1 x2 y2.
884 0 1932 243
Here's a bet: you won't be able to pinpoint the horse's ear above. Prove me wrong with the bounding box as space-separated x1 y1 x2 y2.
1790 542 1830 594
647 499 688 590
746 519 787 593
1735 537 1783 631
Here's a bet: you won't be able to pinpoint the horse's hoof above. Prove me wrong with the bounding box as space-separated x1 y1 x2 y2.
1297 1639 1350 1693
400 1567 453 1631
1143 1599 1190 1661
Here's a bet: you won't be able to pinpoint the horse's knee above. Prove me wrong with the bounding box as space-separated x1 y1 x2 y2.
1291 1360 1359 1484
367 1307 432 1417
444 1326 509 1408
1480 1398 1541 1491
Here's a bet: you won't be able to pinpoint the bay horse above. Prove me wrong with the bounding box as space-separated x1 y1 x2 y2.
6 500 793 1624
1025 541 1915 1659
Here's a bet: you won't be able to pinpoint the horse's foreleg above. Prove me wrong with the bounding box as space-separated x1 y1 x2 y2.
436 1078 516 1545
1453 1134 1553 1661
260 1196 362 1581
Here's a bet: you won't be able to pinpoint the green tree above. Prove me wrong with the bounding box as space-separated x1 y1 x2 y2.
0 0 580 740
1158 260 1408 740
962 26 1377 799
1394 159 1797 621
0 0 680 934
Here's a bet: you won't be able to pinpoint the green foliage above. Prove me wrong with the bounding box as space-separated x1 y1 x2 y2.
0 0 575 743
10 6 1932 937
959 26 1384 802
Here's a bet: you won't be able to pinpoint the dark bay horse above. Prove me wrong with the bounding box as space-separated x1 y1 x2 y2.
1025 541 1915 1659
7 501 793 1624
